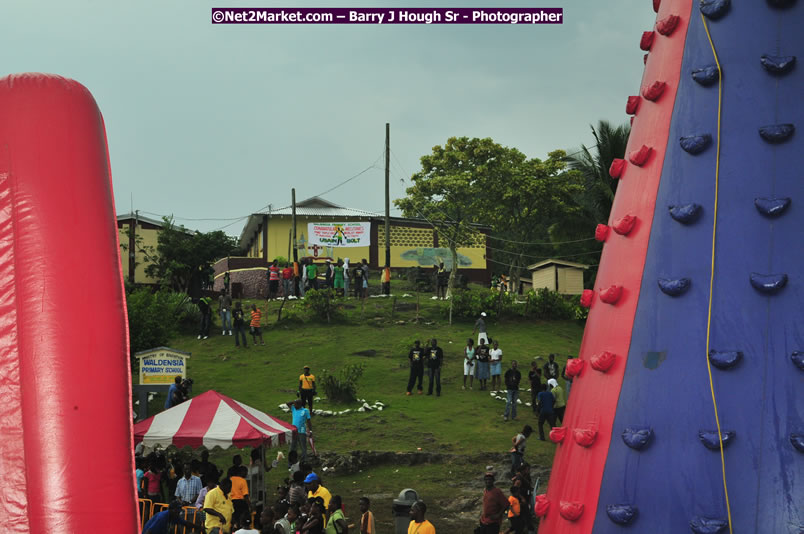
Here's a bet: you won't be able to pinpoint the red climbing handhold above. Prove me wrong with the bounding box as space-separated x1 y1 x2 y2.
600 285 623 304
640 31 655 51
549 427 567 443
653 0 661 13
644 53 649 65
656 14 680 36
534 495 550 517
630 116 635 126
591 351 617 372
613 214 637 235
565 358 584 378
595 224 610 242
559 501 585 522
580 289 594 308
641 81 667 101
626 95 641 115
609 158 626 179
629 145 652 166
574 427 598 447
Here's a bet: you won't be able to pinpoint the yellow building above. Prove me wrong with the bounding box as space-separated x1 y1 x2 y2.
218 196 489 297
117 212 164 285
527 259 588 295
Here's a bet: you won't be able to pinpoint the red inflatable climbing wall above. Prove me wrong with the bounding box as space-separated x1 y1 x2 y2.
0 74 139 533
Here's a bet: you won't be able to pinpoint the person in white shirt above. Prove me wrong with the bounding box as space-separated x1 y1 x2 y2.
489 339 503 391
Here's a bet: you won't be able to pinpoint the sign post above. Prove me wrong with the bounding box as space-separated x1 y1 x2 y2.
133 347 191 421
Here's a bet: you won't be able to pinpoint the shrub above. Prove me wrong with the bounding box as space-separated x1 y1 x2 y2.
524 288 575 320
442 288 516 320
320 363 365 403
302 288 342 322
126 288 181 366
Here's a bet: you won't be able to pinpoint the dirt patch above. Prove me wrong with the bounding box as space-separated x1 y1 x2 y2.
353 349 377 357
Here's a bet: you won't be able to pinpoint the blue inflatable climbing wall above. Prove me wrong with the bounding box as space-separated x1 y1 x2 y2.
537 1 803 533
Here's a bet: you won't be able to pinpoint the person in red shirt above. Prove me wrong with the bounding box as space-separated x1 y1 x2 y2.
268 259 281 300
479 471 508 533
281 262 294 298
142 464 163 502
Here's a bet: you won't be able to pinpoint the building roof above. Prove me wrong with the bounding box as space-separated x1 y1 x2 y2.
117 212 166 228
238 196 383 249
268 196 381 218
527 259 590 271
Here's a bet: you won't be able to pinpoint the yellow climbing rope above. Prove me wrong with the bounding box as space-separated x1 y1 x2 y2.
701 13 734 534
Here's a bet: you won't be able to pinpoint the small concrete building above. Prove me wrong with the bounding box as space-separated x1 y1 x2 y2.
527 259 588 294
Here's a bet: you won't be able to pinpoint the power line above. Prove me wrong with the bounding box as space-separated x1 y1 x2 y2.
487 234 597 246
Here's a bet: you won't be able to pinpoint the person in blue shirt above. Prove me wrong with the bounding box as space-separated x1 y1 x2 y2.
286 398 312 463
165 376 183 409
141 501 203 534
536 384 556 441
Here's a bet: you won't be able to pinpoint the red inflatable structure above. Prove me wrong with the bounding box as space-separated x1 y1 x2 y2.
0 73 138 532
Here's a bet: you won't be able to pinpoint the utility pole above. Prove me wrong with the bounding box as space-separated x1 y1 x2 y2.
292 188 299 295
384 122 391 294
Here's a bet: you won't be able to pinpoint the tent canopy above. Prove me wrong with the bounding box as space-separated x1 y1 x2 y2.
134 390 295 450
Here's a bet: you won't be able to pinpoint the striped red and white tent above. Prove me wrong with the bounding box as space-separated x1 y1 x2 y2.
134 390 295 450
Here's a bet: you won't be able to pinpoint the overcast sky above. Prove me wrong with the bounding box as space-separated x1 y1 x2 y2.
4 1 656 236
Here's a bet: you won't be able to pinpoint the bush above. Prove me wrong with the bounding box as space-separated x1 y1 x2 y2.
126 289 181 365
442 288 516 320
524 288 575 320
302 288 342 322
320 363 365 403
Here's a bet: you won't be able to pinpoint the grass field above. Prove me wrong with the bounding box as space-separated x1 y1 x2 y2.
139 288 584 532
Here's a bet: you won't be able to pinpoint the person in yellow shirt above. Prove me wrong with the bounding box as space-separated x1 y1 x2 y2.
299 365 316 413
407 501 435 534
305 472 331 509
203 478 234 534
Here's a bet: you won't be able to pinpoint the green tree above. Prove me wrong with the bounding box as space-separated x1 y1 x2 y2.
395 137 484 323
471 148 586 290
566 120 631 225
145 217 239 292
556 120 631 285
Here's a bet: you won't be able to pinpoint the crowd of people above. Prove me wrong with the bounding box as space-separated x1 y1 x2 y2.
139 438 452 534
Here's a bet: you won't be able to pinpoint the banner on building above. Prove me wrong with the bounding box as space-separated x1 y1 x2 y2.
307 222 370 247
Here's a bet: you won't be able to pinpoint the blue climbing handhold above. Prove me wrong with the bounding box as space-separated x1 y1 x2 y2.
750 272 788 294
792 352 804 371
700 0 731 19
699 430 735 450
690 517 729 534
606 504 638 525
754 197 791 218
680 134 712 154
669 204 702 224
759 123 795 143
791 434 804 453
622 427 653 450
760 55 796 75
766 0 797 8
708 350 742 370
691 65 720 86
658 278 691 296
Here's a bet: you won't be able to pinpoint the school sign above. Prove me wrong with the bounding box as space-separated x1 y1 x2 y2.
135 347 191 385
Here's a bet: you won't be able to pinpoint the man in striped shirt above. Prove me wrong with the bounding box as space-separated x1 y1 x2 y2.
250 304 264 346
268 259 281 300
175 464 203 505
